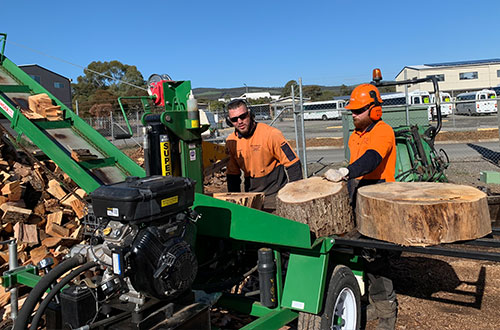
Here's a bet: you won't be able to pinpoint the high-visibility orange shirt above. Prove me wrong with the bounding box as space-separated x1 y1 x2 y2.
348 120 396 182
226 123 300 179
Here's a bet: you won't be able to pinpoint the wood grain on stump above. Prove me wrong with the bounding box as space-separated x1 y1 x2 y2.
357 182 491 246
276 177 354 238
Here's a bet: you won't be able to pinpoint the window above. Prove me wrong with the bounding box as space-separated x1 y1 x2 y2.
497 70 500 78
459 72 478 80
54 82 64 88
426 74 445 81
29 75 41 83
412 97 420 104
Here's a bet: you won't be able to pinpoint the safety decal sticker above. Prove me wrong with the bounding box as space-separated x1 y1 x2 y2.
107 208 119 217
162 195 179 207
0 99 14 118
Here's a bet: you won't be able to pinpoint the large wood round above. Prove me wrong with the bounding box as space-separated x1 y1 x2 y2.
356 182 491 246
276 177 354 238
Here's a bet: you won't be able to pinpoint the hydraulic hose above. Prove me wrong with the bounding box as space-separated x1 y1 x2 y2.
13 255 86 330
29 261 98 330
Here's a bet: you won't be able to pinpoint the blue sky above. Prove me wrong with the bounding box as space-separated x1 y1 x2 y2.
2 1 499 89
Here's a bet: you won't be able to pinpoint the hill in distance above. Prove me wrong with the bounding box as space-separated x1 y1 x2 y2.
193 85 358 101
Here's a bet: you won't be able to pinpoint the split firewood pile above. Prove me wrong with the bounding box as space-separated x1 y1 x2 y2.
20 93 64 121
0 143 88 316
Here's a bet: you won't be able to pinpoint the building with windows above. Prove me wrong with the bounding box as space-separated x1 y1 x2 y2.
395 59 500 96
19 64 72 108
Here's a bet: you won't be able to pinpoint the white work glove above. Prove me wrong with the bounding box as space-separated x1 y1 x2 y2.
323 167 349 182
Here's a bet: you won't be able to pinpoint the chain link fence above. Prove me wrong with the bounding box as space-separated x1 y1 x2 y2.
80 86 500 187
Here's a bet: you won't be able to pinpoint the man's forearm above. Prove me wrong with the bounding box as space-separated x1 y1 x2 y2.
347 150 382 179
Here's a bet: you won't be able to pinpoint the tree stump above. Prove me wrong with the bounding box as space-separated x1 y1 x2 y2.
276 177 354 238
356 182 491 246
213 192 265 210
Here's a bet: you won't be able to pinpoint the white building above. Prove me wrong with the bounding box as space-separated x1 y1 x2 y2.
217 91 281 102
236 92 280 101
395 59 500 95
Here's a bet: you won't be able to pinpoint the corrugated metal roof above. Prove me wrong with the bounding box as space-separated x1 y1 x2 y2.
424 59 500 67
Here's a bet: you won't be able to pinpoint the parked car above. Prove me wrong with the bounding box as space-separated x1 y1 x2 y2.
255 113 271 120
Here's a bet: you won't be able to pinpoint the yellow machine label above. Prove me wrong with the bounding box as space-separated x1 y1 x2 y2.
160 140 172 176
161 196 178 207
191 119 199 128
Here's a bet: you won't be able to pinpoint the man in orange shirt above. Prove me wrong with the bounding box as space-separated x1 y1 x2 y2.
325 84 397 330
324 83 396 189
225 99 302 211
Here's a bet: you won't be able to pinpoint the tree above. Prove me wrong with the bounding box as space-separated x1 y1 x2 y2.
72 60 147 116
281 80 298 97
302 85 322 101
339 84 352 97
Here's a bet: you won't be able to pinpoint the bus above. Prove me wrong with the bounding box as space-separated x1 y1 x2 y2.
303 100 345 120
381 90 433 120
455 89 497 115
430 92 453 118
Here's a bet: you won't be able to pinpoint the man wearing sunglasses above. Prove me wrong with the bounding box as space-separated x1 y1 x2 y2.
325 84 397 330
225 99 302 211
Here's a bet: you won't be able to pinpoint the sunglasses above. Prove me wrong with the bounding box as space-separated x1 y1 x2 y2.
350 105 371 116
229 112 249 122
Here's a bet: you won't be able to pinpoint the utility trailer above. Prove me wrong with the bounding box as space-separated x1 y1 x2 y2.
0 34 499 330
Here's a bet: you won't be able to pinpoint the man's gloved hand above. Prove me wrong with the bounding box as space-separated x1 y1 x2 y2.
323 167 349 182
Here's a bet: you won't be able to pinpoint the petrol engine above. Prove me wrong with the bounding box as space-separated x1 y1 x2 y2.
79 175 198 301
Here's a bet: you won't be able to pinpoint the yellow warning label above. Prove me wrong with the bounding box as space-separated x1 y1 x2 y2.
161 196 178 207
191 119 199 128
160 141 172 176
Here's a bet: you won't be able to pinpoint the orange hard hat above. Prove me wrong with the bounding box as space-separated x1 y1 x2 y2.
345 84 383 110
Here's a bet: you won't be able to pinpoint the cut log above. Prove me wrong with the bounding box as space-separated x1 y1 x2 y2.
13 223 39 244
71 149 98 162
356 182 492 246
0 204 32 222
276 177 354 238
213 192 265 210
47 180 66 200
46 222 70 238
47 211 63 226
1 181 20 195
29 246 50 265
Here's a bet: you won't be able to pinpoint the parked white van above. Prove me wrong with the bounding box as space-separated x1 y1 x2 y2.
430 92 453 119
456 89 497 115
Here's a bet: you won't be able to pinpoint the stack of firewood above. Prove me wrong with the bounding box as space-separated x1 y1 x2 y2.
26 93 63 121
0 142 88 316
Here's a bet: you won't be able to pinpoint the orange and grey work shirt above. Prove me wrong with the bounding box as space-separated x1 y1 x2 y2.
347 120 396 183
226 123 302 207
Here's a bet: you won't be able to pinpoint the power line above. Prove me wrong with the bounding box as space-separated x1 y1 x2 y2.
8 40 148 92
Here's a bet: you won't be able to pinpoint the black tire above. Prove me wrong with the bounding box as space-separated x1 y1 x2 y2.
322 115 328 121
298 265 361 330
0 319 13 330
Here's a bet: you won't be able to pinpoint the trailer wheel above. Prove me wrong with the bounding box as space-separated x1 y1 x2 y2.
298 265 361 330
0 319 13 330
322 115 328 121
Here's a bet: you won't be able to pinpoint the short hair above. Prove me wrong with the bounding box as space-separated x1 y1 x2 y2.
227 99 248 111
